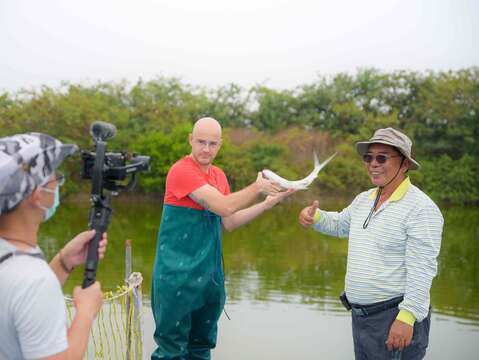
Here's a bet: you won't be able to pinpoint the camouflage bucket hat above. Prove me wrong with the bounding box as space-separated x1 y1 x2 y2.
355 127 420 170
0 133 78 215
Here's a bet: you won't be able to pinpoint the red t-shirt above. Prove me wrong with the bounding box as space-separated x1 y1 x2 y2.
163 155 230 210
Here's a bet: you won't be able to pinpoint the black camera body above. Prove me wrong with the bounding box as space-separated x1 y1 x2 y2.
81 150 150 191
81 150 126 179
81 121 150 288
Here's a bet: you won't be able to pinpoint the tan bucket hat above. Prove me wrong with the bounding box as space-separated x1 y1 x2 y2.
356 127 420 170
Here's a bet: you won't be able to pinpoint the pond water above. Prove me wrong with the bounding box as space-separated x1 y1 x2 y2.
39 197 479 359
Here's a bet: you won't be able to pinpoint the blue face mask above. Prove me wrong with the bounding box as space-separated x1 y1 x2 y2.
40 186 60 222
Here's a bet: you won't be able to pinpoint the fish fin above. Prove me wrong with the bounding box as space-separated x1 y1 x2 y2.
313 151 320 167
320 152 338 168
315 152 338 173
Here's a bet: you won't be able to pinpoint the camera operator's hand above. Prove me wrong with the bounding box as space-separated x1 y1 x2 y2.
64 281 103 358
61 230 108 271
72 281 103 322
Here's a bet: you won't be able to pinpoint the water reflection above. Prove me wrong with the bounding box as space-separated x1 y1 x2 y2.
39 197 479 327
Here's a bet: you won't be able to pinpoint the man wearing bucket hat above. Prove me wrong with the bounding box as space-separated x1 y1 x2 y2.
0 132 107 359
299 128 443 359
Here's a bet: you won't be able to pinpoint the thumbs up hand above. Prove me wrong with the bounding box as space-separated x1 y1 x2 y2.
308 200 319 217
299 200 319 228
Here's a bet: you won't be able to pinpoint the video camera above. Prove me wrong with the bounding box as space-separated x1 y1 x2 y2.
81 121 150 288
81 148 150 192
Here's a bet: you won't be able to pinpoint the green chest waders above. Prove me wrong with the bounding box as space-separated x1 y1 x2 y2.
151 205 225 360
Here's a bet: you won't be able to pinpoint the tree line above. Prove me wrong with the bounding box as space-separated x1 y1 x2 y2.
1 68 477 205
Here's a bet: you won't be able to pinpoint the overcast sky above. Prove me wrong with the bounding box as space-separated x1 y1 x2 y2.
1 0 478 92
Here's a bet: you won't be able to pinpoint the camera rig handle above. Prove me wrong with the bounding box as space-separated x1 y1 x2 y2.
81 120 149 288
82 139 112 288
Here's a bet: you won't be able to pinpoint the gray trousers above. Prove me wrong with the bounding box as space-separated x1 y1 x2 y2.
352 307 431 360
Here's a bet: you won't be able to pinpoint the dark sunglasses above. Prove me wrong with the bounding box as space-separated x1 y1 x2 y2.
362 154 400 164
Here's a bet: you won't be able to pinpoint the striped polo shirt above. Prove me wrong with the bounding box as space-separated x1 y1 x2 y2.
313 177 443 322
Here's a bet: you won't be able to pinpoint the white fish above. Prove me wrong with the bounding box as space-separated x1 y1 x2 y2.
262 152 337 190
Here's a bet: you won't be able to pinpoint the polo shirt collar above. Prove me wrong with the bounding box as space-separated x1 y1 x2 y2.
368 177 411 201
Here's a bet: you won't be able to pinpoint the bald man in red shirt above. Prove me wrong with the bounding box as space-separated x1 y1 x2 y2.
151 117 292 360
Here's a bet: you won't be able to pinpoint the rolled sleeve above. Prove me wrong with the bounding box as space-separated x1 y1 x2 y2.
400 204 443 321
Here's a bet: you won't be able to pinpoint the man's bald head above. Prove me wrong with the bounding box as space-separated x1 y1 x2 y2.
189 117 223 169
192 117 222 138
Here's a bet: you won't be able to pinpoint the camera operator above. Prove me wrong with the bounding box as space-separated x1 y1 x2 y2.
0 132 107 360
